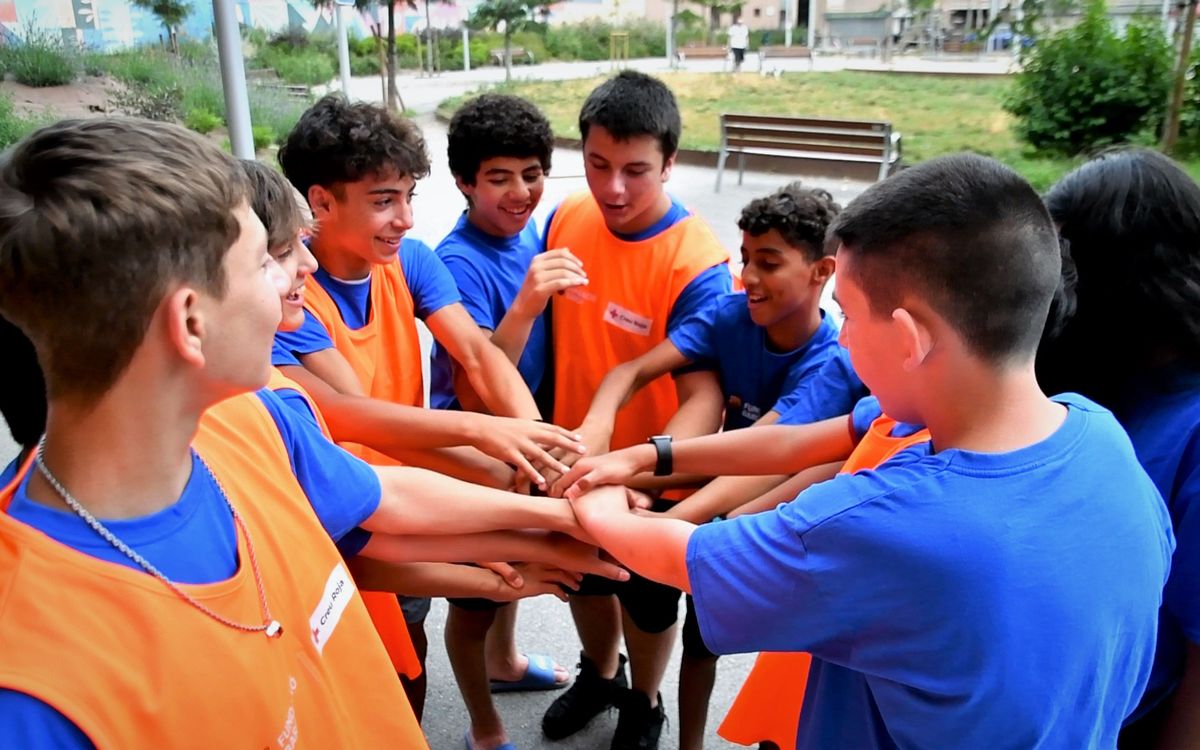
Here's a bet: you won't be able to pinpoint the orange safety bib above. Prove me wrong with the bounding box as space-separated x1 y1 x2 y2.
303 261 425 465
717 414 931 750
266 367 423 680
0 392 426 748
548 192 731 450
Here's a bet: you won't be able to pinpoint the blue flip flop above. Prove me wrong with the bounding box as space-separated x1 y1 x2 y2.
464 731 516 750
488 653 568 694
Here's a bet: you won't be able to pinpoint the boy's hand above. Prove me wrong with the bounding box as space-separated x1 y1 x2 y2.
568 485 633 530
555 444 656 500
486 562 584 602
510 248 588 320
544 532 629 581
545 420 612 497
474 415 585 490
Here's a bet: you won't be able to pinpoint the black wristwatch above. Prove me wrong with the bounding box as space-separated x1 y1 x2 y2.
648 434 673 476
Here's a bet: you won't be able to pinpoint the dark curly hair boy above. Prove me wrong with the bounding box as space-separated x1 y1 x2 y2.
737 181 841 261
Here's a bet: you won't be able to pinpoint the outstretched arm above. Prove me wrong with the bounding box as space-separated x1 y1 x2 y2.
348 558 581 602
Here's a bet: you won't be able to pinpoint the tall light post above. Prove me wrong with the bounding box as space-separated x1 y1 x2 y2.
213 0 253 158
335 0 354 97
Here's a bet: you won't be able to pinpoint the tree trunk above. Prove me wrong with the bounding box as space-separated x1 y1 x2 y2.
425 0 435 74
386 2 400 111
1163 0 1199 153
504 29 513 82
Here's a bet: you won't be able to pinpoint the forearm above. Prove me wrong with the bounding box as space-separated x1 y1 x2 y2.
579 362 644 439
573 486 695 592
728 462 843 518
365 466 577 537
387 445 513 489
314 388 489 453
490 308 540 367
349 557 506 599
462 344 541 420
662 474 790 523
361 529 561 565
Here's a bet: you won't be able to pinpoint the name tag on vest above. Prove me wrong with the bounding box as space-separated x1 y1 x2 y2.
310 562 354 654
603 302 652 336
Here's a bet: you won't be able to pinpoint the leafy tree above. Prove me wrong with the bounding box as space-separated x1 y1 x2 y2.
131 0 190 54
470 0 550 81
314 0 411 111
688 0 743 44
1005 0 1171 155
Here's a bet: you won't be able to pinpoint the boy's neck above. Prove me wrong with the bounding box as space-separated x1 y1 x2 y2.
309 234 372 281
764 305 823 353
608 192 673 237
466 209 520 240
25 376 205 521
920 362 1066 455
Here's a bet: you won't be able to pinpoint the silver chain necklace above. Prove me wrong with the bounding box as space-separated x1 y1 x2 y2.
34 437 283 639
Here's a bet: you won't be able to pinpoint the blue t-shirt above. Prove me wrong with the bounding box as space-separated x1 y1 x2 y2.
688 394 1174 750
1114 365 1200 722
670 293 842 430
849 395 925 440
272 237 460 365
777 345 868 427
429 214 548 410
0 388 382 747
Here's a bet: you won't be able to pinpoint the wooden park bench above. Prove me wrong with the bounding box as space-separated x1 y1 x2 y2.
489 47 535 66
844 36 881 56
677 44 729 70
758 45 813 73
714 113 902 191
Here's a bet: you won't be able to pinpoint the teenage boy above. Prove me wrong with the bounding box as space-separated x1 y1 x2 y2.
272 95 585 713
273 95 581 490
541 70 733 750
565 153 1175 749
0 119 622 748
431 94 588 750
553 182 862 750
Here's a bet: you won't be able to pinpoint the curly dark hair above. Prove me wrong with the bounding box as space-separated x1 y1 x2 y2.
737 181 841 261
278 95 430 200
447 94 554 184
579 71 680 159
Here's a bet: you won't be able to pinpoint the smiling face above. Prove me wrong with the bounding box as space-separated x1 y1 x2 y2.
271 228 319 332
308 170 416 279
583 125 674 235
740 228 832 345
459 155 546 237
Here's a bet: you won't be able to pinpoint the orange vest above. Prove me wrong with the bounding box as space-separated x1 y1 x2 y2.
303 262 425 465
548 193 731 450
266 367 422 680
717 414 932 750
0 392 426 749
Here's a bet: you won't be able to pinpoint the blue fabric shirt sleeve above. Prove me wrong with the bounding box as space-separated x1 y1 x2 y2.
257 389 382 542
541 207 559 253
0 690 95 749
666 265 733 336
851 396 884 441
272 310 335 360
1165 457 1200 643
400 239 461 320
667 296 720 364
441 254 498 331
270 338 302 368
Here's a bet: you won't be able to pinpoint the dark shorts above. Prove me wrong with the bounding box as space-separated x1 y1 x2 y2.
732 47 746 64
682 593 716 658
399 594 432 623
572 498 682 634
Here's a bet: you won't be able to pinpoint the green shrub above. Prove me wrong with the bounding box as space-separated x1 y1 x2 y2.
184 107 222 134
1005 0 1171 155
111 81 184 122
4 29 78 87
259 47 334 86
252 124 276 151
248 84 308 145
100 48 175 87
178 65 227 119
0 94 42 148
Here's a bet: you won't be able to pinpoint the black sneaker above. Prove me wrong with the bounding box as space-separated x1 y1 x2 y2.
610 690 666 750
542 652 629 740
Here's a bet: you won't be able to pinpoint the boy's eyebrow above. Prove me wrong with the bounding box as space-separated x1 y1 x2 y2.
367 187 403 195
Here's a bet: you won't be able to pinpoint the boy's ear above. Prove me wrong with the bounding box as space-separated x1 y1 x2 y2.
454 174 474 199
812 256 836 285
660 153 676 183
892 306 934 372
307 184 336 222
164 286 206 370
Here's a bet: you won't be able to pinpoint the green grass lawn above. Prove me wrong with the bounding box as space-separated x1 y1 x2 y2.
439 71 1200 190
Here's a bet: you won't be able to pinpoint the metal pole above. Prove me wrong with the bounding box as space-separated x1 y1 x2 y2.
666 0 675 68
336 2 353 97
463 23 470 71
213 0 253 159
785 0 795 45
807 0 816 47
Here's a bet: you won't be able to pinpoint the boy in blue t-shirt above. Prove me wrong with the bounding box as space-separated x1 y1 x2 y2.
563 154 1175 750
552 182 860 749
431 94 588 750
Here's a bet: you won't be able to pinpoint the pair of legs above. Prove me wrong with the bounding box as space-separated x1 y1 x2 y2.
568 594 678 703
678 595 718 750
400 595 432 721
448 600 569 750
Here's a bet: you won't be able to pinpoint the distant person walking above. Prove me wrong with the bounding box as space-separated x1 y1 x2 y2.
728 16 749 72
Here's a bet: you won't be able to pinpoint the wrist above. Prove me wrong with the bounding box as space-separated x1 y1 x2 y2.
634 443 658 475
647 435 673 476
